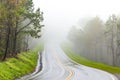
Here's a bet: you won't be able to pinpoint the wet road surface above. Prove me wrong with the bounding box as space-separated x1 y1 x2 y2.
19 44 118 80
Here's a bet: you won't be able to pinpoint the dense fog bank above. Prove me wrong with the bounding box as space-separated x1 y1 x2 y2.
68 16 120 67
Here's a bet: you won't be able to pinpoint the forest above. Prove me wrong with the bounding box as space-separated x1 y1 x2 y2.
69 15 120 67
0 0 43 61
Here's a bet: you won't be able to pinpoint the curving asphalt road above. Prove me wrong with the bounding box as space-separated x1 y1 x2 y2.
19 44 118 80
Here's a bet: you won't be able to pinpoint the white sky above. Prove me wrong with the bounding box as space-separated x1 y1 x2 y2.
33 0 120 43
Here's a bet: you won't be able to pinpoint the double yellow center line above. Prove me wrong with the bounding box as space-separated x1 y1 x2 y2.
53 51 74 80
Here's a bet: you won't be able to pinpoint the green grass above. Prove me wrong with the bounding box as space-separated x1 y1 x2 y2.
63 46 120 74
0 45 43 80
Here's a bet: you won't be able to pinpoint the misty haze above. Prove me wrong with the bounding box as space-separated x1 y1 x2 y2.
0 0 120 80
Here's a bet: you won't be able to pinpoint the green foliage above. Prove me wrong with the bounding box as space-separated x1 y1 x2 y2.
62 46 120 74
0 45 43 80
0 46 43 80
17 0 44 38
0 0 44 60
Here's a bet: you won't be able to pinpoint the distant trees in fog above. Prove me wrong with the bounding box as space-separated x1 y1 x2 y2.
68 15 120 67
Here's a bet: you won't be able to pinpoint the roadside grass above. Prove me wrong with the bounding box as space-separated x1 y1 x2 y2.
62 46 120 74
0 45 43 80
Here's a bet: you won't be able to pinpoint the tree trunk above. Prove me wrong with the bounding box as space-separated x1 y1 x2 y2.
2 26 10 61
12 20 18 55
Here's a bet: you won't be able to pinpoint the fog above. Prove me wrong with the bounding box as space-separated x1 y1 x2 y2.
33 0 120 44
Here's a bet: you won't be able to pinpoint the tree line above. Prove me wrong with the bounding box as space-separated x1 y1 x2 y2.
68 15 120 67
0 0 44 61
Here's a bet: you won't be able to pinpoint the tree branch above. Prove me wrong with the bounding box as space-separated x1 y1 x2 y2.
16 20 33 35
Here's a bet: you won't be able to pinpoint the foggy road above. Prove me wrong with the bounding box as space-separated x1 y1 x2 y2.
21 44 118 80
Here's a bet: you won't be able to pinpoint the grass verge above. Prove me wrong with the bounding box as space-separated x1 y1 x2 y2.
62 46 120 74
0 45 43 80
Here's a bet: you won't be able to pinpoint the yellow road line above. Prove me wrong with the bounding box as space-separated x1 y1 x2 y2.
53 51 74 80
65 67 74 80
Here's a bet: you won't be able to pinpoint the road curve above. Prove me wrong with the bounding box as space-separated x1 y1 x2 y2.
19 43 118 80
